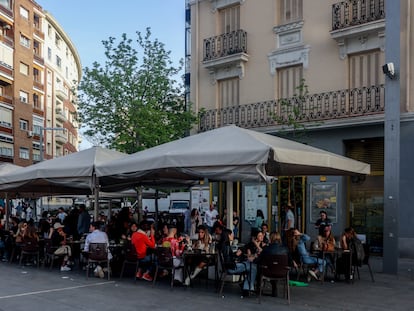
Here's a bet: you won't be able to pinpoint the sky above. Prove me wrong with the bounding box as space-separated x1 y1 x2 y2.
35 0 186 149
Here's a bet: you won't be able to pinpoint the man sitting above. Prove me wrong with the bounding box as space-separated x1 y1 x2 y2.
131 220 155 281
83 221 111 278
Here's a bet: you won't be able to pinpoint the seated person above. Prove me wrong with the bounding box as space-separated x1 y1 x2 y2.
161 224 186 283
131 220 155 281
184 225 212 286
83 221 112 278
336 227 356 280
293 229 326 281
49 222 72 271
315 225 336 271
261 223 270 244
256 231 291 296
245 230 267 258
219 228 257 295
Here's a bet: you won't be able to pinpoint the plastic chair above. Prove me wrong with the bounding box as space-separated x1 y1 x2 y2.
86 243 110 280
258 254 290 304
119 242 140 282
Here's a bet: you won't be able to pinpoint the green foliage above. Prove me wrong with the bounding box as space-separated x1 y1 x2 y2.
76 28 196 153
274 78 309 136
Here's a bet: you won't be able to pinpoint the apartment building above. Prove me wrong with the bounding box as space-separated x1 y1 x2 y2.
186 0 414 260
0 0 81 166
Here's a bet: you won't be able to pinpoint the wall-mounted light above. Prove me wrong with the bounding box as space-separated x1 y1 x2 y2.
382 62 396 79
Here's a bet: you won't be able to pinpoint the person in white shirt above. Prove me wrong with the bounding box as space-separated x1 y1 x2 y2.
204 203 219 234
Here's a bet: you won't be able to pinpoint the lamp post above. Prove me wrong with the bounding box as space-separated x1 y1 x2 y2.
39 126 65 161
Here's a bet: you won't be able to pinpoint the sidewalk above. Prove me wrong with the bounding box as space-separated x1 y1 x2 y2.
0 257 413 311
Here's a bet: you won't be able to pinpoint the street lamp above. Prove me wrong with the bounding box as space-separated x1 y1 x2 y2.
39 126 65 161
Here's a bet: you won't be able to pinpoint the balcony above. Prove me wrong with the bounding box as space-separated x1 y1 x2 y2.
55 108 66 122
0 4 13 19
330 0 385 59
55 132 67 145
0 61 13 80
33 27 44 40
203 29 249 81
33 79 44 91
33 53 44 66
332 0 385 31
0 34 13 48
198 85 384 132
56 86 68 100
0 94 12 104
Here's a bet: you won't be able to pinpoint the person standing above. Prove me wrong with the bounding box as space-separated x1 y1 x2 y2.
204 203 218 234
315 210 332 236
77 205 91 237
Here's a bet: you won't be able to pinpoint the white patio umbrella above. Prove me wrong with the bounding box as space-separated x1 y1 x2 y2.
96 125 370 191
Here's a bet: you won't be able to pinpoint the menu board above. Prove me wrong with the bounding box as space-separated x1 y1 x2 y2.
244 184 268 222
310 182 338 223
191 187 210 215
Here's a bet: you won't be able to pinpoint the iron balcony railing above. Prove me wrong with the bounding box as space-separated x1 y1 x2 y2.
199 85 384 132
203 29 247 62
332 0 385 31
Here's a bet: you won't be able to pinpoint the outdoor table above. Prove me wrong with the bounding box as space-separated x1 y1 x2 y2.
183 250 219 288
313 247 352 282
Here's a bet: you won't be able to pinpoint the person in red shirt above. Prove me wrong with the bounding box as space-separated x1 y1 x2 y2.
131 220 155 281
161 224 187 283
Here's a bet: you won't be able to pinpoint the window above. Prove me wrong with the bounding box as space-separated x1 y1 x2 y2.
48 25 52 37
0 145 13 157
55 34 61 48
19 147 29 160
20 6 29 19
349 50 385 88
219 5 240 33
19 119 28 131
0 106 12 127
34 14 40 30
280 0 303 24
0 0 11 10
56 55 61 68
218 78 239 109
33 67 40 82
19 62 29 75
20 34 30 48
48 47 52 60
278 65 303 99
33 93 41 109
19 90 29 103
33 40 40 55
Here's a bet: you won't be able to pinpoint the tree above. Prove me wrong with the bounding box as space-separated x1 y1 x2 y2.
76 28 196 153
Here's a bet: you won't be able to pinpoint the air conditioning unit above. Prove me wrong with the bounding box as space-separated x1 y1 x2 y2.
27 131 33 138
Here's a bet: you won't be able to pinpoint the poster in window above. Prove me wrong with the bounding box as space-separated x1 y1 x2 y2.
244 184 268 222
310 182 338 223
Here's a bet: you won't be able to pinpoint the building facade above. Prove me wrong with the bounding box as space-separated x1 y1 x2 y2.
187 0 414 259
0 0 81 167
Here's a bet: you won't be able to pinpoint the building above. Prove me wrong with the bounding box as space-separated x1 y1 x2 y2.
186 0 414 262
0 0 81 166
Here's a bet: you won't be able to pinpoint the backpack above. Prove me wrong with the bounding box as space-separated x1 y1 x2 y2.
350 238 365 266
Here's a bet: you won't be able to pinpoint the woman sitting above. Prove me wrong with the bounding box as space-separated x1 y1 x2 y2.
219 228 257 296
184 225 212 286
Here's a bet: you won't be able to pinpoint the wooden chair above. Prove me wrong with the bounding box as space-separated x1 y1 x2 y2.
19 240 40 268
86 243 110 280
119 242 140 282
258 254 290 304
42 238 65 269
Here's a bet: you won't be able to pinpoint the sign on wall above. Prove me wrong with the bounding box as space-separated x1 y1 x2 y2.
310 182 338 223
